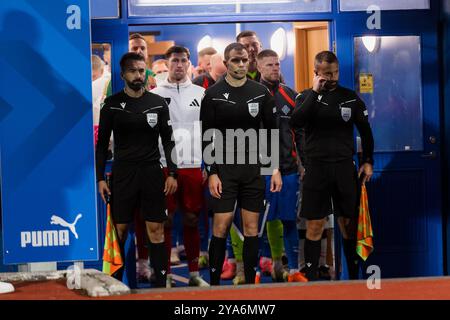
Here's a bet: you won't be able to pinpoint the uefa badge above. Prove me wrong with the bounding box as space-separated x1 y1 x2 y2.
147 113 158 128
248 102 259 117
341 107 352 122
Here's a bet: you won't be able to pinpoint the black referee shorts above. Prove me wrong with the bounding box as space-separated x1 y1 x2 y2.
300 159 359 220
110 162 167 224
213 164 265 214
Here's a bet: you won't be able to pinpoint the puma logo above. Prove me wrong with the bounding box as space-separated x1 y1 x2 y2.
50 214 82 239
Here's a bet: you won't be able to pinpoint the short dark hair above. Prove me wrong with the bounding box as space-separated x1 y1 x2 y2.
257 49 278 61
165 45 190 59
129 33 146 42
236 30 257 42
314 51 339 66
198 47 217 58
224 43 247 61
120 52 145 72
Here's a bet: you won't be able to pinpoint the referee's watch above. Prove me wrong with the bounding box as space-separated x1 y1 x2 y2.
168 171 178 179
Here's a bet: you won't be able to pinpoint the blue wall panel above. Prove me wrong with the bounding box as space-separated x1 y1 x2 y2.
0 0 98 264
91 0 119 19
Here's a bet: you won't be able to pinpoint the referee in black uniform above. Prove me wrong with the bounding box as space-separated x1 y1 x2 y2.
96 52 178 287
200 43 282 285
290 51 374 281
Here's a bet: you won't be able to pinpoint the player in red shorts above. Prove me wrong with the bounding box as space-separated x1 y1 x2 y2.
152 46 209 287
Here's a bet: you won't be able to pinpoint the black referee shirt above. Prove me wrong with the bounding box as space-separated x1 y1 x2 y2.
200 78 277 176
96 90 177 182
290 86 374 165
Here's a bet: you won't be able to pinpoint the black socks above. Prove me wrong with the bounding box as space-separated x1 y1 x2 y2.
209 236 227 286
304 238 321 281
149 242 168 287
243 236 259 284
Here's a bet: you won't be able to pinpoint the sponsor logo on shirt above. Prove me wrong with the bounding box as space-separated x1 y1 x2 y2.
189 99 200 107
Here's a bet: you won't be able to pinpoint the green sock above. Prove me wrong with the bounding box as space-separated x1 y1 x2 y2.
230 227 244 262
267 220 284 260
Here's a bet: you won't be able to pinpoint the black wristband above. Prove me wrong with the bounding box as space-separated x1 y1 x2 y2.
362 158 374 166
205 164 218 177
168 171 178 179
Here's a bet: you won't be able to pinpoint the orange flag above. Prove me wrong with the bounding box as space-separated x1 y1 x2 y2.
356 185 374 261
102 203 123 275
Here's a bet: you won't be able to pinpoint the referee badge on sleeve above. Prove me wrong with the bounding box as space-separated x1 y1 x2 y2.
146 113 158 128
248 102 259 117
341 107 352 122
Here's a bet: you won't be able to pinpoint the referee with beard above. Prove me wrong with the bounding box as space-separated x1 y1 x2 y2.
96 52 178 287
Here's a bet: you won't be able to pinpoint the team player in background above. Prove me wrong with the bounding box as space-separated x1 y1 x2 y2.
236 31 263 82
193 47 217 78
104 33 157 98
152 59 169 86
256 49 308 283
193 52 227 89
152 46 209 287
91 54 111 145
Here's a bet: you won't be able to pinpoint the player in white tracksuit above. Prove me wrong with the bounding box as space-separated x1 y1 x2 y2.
151 45 208 287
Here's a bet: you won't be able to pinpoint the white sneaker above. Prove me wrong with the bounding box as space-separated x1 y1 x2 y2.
188 275 210 287
166 274 176 288
232 261 246 285
0 281 14 294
